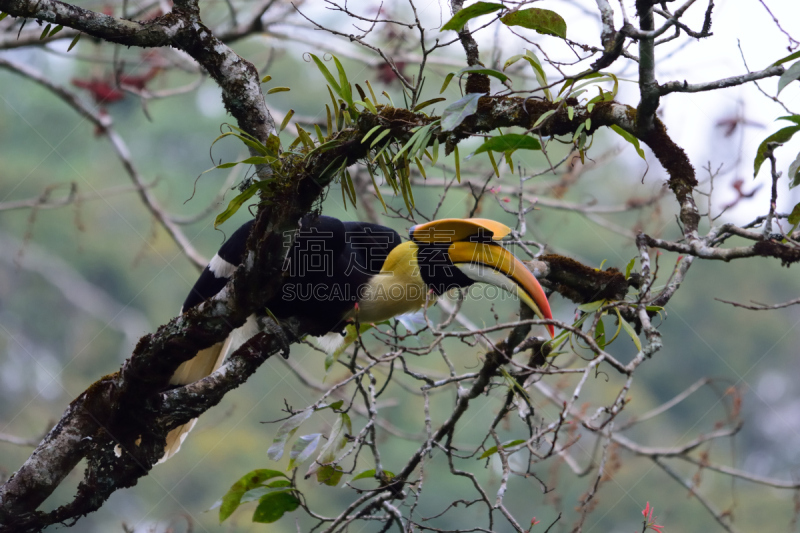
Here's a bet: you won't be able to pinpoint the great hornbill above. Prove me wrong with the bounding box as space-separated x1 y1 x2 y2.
160 215 553 461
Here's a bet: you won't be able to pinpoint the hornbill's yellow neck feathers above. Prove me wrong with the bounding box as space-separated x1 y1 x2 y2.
162 215 553 462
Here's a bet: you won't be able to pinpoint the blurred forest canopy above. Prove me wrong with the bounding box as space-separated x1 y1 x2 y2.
0 0 799 532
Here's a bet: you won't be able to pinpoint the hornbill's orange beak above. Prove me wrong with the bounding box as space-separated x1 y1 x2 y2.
447 241 554 338
410 218 554 338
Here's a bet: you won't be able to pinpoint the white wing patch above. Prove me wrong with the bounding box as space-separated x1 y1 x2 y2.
208 253 237 279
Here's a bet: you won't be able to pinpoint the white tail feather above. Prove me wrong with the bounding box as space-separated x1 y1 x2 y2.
158 315 259 463
316 331 346 355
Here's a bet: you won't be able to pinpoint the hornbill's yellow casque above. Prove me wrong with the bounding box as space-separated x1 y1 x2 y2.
160 215 553 461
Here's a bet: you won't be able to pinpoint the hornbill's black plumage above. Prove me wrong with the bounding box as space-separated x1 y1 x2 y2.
161 215 553 461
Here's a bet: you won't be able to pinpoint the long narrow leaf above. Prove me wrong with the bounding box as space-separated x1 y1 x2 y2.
367 165 388 212
362 125 383 144
332 55 354 108
370 128 392 148
279 109 294 133
309 54 342 96
454 145 461 182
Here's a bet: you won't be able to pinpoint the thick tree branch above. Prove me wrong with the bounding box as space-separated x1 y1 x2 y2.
0 0 177 46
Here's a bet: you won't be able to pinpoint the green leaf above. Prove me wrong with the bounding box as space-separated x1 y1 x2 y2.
40 24 51 40
399 162 415 212
595 317 606 348
787 201 800 226
567 106 574 121
328 86 340 131
366 165 388 213
577 300 606 313
371 128 392 148
355 98 378 113
457 66 509 83
441 92 484 131
571 74 612 93
309 54 343 99
778 115 800 126
610 124 646 160
314 124 325 144
267 409 315 461
0 13 8 22
316 413 352 467
474 133 541 155
296 124 315 149
267 86 290 94
441 2 505 32
414 156 427 179
376 153 396 191
49 25 63 37
214 181 264 228
67 32 81 52
413 97 447 111
343 168 358 207
316 465 344 486
325 104 333 135
572 122 586 143
625 258 636 279
288 433 322 470
211 130 269 156
753 125 800 177
332 55 355 110
309 54 341 94
261 75 272 83
366 79 378 102
440 72 456 94
325 400 345 410
362 125 383 144
501 8 567 39
221 156 277 169
778 61 800 95
394 125 431 162
485 141 500 177
522 50 551 100
618 314 642 352
239 481 293 504
252 490 300 523
772 50 800 67
279 109 294 133
352 469 378 481
218 469 288 523
502 54 525 71
478 439 526 459
532 109 557 129
789 151 800 189
454 145 461 182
